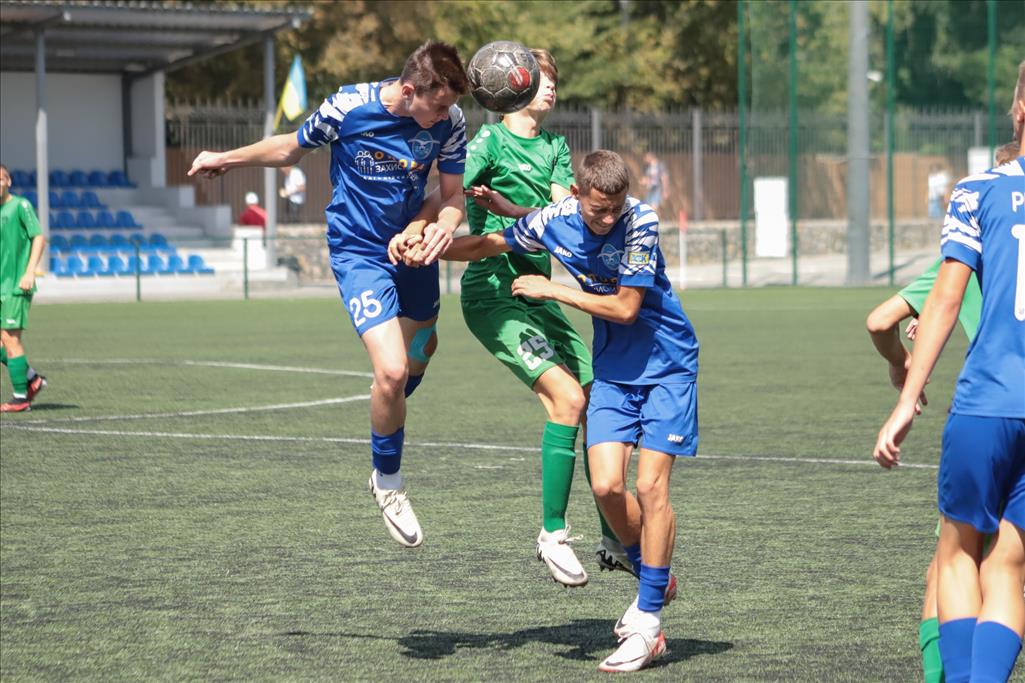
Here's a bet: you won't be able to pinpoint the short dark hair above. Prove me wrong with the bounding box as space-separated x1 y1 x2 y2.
400 40 469 95
0 163 8 174
531 48 558 86
577 150 630 195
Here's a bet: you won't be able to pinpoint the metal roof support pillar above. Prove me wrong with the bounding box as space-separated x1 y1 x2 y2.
263 35 277 270
35 28 50 248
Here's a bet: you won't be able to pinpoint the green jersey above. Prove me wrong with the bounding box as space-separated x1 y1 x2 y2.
461 122 574 301
898 257 982 342
0 194 42 297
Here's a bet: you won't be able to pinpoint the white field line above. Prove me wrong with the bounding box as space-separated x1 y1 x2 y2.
38 358 374 378
21 395 371 424
0 423 938 470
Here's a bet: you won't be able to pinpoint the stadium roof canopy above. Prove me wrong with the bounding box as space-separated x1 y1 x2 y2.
0 0 309 77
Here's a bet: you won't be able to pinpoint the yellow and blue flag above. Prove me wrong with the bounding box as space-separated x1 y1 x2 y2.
275 55 307 130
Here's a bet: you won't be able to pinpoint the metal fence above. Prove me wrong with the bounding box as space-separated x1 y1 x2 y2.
167 98 992 230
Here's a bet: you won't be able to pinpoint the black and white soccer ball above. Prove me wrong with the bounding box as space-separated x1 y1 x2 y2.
467 41 541 114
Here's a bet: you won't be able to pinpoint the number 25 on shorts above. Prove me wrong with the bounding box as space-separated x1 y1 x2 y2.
350 289 383 327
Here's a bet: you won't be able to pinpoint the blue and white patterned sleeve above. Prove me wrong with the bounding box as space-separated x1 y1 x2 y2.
437 105 467 175
297 86 370 149
619 201 658 287
504 208 546 254
940 179 984 272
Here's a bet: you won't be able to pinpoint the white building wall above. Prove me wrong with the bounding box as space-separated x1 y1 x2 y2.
0 71 123 172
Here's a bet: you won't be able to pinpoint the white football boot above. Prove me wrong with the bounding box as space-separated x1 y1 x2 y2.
368 472 423 548
536 526 588 587
613 576 679 637
594 536 638 577
598 629 667 673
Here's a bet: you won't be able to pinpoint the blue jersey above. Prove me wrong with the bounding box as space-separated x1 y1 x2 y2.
940 156 1025 419
504 196 698 385
297 80 467 258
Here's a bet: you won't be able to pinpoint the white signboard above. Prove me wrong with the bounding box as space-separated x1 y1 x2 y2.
754 177 788 258
968 146 993 175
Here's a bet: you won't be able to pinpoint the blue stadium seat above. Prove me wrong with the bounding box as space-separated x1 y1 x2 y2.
108 170 135 188
166 254 189 274
56 210 77 230
68 170 89 187
69 234 89 252
80 191 106 209
49 190 62 208
51 257 71 278
11 170 31 188
187 254 215 275
65 255 86 276
49 212 61 230
50 235 70 253
96 210 117 229
115 210 141 229
87 170 108 187
28 170 37 187
59 190 80 209
76 211 97 230
148 233 168 249
109 234 130 252
88 234 108 252
107 255 129 276
23 190 38 208
87 255 111 276
128 232 154 253
127 254 154 275
149 254 171 275
50 170 70 187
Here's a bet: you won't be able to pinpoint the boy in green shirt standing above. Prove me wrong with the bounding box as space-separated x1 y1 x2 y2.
0 163 48 413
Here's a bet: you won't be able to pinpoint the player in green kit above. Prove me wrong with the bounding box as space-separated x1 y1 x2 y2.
864 138 1017 683
0 163 48 413
459 50 626 586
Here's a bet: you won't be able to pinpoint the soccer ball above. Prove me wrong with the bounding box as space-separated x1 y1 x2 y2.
466 41 541 114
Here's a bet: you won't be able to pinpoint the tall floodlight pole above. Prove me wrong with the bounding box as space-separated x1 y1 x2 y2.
846 0 871 285
788 0 798 286
987 0 997 160
263 36 277 270
886 0 895 287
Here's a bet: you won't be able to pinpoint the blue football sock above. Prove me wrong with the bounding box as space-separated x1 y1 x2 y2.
971 621 1022 683
404 373 424 398
624 543 642 577
939 617 977 683
371 427 404 475
637 563 671 612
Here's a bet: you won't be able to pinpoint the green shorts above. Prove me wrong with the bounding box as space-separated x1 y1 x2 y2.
461 297 594 389
0 294 31 330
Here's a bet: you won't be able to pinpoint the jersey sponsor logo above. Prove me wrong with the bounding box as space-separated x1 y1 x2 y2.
626 251 650 266
360 131 375 137
409 130 440 160
354 149 423 179
667 433 685 444
600 244 622 269
554 245 573 258
575 272 618 294
518 163 533 173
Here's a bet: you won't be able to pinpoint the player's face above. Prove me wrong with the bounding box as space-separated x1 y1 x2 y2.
576 186 627 235
408 86 460 129
0 168 10 199
527 72 557 114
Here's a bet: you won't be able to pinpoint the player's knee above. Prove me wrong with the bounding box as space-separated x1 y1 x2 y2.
374 360 409 398
591 475 627 502
552 386 586 424
865 308 894 334
635 476 669 509
407 326 437 366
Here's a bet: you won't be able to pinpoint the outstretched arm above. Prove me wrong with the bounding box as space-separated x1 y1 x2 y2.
874 260 970 468
417 172 466 265
188 133 307 178
442 233 511 262
512 276 644 325
866 294 927 412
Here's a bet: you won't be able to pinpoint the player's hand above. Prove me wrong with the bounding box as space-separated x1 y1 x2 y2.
511 274 554 301
905 318 920 341
888 355 929 415
418 222 455 266
188 151 228 179
388 233 422 266
873 402 916 469
17 272 35 292
465 186 518 218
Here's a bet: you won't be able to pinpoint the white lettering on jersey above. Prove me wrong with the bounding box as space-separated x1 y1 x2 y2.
1013 191 1025 213
554 246 573 258
1012 224 1025 321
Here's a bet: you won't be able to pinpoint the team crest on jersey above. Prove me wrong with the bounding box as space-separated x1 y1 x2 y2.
409 131 439 160
600 244 622 269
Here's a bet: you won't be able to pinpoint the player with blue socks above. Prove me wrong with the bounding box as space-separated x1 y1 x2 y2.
874 61 1025 683
190 41 470 549
418 150 698 672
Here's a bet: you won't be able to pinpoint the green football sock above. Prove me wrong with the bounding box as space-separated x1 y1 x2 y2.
7 354 28 397
581 444 618 540
919 617 945 683
541 421 579 532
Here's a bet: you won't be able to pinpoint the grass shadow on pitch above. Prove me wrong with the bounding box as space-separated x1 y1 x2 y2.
393 619 733 664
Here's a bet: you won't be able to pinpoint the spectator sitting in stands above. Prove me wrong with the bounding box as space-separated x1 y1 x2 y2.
239 192 267 228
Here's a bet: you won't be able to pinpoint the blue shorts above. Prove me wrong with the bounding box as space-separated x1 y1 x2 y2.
938 413 1025 534
330 252 440 336
586 379 698 456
